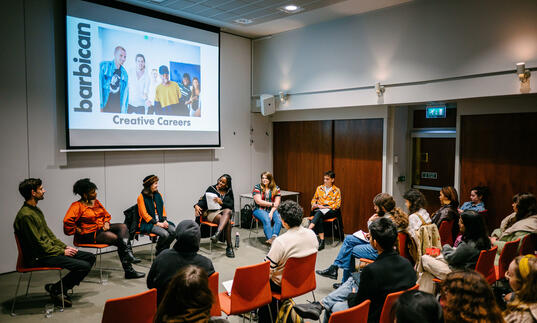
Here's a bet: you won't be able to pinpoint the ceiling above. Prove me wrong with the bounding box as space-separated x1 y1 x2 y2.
117 0 412 38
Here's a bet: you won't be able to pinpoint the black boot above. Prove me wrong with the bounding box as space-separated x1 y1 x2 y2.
117 239 136 264
122 261 145 279
226 245 235 258
316 265 338 280
126 240 142 264
210 230 222 243
318 239 325 251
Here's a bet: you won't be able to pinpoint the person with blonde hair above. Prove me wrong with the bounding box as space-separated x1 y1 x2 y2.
503 255 537 322
252 172 282 245
440 270 504 323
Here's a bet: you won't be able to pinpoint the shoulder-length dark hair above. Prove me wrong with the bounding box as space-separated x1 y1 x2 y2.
403 189 427 214
154 265 213 323
441 186 459 208
506 193 537 229
461 210 490 251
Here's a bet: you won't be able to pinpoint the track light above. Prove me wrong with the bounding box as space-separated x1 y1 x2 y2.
375 82 385 97
516 62 531 83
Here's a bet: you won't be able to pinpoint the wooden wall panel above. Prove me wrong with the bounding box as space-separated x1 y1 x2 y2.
273 121 333 214
460 113 537 231
333 119 384 233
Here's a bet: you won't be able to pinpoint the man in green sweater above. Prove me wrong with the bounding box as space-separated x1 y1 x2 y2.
14 178 96 307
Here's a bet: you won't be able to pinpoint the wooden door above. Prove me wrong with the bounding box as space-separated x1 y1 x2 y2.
333 119 383 233
273 121 333 214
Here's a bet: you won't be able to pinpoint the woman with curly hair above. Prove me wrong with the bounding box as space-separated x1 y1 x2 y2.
440 270 504 323
503 255 537 322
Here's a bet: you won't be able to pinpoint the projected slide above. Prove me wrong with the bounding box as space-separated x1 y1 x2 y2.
65 7 219 148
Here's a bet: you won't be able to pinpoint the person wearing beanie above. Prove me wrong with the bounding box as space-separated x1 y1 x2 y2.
147 220 215 304
137 175 176 256
64 178 145 279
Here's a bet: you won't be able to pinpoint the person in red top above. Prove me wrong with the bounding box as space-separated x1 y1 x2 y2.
64 178 145 279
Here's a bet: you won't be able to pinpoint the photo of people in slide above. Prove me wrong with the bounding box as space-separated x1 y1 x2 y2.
97 26 201 117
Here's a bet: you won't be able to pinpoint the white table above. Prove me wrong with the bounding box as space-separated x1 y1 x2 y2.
235 190 300 227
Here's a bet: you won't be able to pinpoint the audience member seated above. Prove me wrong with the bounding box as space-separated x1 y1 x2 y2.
417 210 491 293
459 186 488 213
403 189 431 233
64 178 144 279
258 200 318 323
392 290 444 323
252 171 282 245
14 178 96 307
296 218 416 323
491 192 537 256
503 255 537 323
316 193 409 287
154 265 228 323
309 170 342 250
440 270 504 323
194 174 235 258
147 220 214 304
137 175 176 256
431 186 460 241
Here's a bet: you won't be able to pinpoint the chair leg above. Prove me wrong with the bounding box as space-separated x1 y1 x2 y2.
25 271 33 296
312 290 316 302
209 226 213 253
10 273 23 316
150 242 154 262
59 270 64 312
97 248 103 284
268 304 274 323
331 222 336 246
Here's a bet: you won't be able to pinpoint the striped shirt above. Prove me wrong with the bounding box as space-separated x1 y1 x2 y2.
252 183 281 211
311 185 341 210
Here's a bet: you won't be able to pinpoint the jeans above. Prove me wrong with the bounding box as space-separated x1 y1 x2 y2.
332 235 378 282
321 274 360 323
36 251 96 293
151 223 176 254
253 209 281 240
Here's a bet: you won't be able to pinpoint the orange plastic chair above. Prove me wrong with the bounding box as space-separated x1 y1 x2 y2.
519 233 537 256
323 217 342 245
199 217 235 253
329 299 370 323
438 219 455 246
397 232 414 265
272 253 317 311
74 238 110 284
496 239 521 280
218 261 272 319
248 214 261 242
11 233 65 316
208 272 222 317
102 288 157 323
134 231 158 262
378 284 419 323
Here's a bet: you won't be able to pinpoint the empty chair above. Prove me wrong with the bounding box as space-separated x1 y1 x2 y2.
11 233 64 316
102 288 157 323
208 272 222 317
329 299 370 323
438 219 455 246
218 261 272 320
519 233 537 256
495 238 520 280
379 284 419 323
475 246 498 284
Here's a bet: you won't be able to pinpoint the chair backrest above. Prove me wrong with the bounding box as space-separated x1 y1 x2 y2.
475 246 498 284
438 220 454 246
329 299 370 323
280 252 317 299
379 284 419 323
397 232 414 265
519 233 537 256
102 288 157 323
208 272 221 317
497 239 521 279
14 233 25 271
229 261 272 314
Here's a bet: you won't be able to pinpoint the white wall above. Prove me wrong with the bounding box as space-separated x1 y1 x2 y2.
0 0 270 274
253 0 537 110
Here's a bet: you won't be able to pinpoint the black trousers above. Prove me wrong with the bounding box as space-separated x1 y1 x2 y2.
36 251 96 292
258 280 281 323
311 209 338 234
127 104 145 114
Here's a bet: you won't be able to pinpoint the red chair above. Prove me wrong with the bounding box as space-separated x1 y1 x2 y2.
73 238 110 284
433 246 498 285
519 233 537 256
272 253 317 311
323 217 342 246
11 233 65 316
199 217 235 253
438 219 455 246
495 239 520 280
329 299 370 323
379 284 419 323
134 231 158 262
248 214 261 242
208 272 222 317
397 232 414 265
218 261 272 320
102 288 156 323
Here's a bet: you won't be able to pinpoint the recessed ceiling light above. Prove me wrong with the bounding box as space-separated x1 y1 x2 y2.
278 4 303 14
234 18 253 25
150 0 167 3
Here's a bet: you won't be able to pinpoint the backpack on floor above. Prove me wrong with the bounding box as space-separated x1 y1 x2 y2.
240 203 254 228
276 299 304 323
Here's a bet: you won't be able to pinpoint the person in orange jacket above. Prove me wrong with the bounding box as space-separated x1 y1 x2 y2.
64 178 145 279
